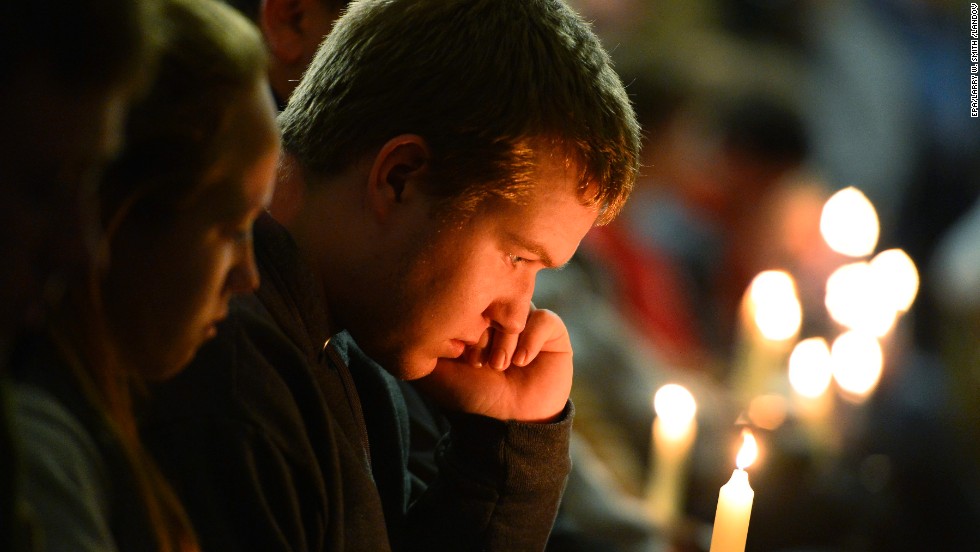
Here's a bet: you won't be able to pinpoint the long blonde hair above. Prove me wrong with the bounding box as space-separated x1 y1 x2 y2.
50 0 269 550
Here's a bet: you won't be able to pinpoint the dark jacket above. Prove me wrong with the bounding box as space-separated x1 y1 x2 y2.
142 213 573 552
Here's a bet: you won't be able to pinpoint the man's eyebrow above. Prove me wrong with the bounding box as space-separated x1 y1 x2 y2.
504 231 565 269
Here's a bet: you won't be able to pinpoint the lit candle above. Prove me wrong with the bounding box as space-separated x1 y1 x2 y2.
709 429 758 552
645 384 697 528
869 248 919 314
820 186 879 258
830 330 884 402
734 270 801 402
825 261 897 337
788 337 836 454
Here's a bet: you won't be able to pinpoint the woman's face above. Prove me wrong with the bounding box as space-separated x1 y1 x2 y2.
105 80 280 380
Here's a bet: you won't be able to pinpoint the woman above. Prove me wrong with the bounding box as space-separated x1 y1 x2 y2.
9 0 279 550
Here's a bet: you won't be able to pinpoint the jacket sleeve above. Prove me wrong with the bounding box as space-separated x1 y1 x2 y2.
402 402 574 552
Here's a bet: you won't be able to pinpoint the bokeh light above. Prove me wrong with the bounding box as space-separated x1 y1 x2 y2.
653 383 697 439
788 337 833 398
831 331 884 399
820 187 880 258
748 270 802 341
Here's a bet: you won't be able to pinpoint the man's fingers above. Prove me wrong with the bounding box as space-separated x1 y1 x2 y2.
488 329 519 371
512 308 569 367
461 306 569 371
462 327 490 366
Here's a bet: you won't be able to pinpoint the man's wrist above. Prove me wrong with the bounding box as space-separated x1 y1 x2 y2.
442 401 574 492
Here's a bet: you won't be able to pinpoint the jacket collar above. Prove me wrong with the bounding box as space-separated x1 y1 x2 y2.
251 211 334 361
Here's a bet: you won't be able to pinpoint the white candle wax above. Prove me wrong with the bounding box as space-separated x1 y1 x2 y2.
645 384 697 527
733 271 801 402
646 416 697 526
788 337 837 454
708 468 754 552
709 429 758 552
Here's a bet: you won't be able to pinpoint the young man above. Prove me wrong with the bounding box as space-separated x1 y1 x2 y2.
143 1 639 550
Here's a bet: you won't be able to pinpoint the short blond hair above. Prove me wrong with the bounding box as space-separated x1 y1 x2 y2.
280 0 640 225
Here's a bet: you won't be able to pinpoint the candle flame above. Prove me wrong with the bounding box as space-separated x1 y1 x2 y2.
825 262 897 337
654 384 697 438
735 428 758 470
820 186 880 258
747 270 802 341
869 248 919 313
831 331 884 400
788 337 833 398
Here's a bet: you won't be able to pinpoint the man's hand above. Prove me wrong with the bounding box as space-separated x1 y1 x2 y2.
414 306 573 423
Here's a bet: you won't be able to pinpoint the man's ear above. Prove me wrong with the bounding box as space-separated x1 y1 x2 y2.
367 135 430 221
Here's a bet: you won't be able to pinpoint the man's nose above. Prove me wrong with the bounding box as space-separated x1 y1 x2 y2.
486 278 535 334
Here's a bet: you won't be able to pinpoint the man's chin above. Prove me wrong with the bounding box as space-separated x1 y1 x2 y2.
378 351 438 382
361 339 444 380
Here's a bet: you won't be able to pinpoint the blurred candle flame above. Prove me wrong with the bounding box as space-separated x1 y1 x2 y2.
653 384 697 439
869 248 919 313
788 337 833 398
735 429 758 470
820 187 880 258
747 394 788 431
831 331 884 399
747 270 802 341
825 261 897 337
